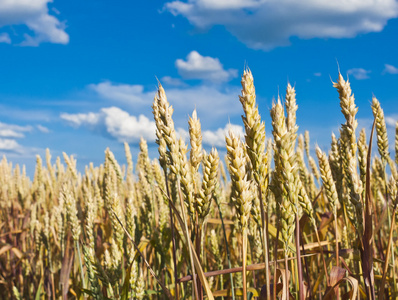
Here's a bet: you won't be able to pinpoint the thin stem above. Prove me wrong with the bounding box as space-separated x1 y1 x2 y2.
258 187 271 300
75 241 86 298
111 209 174 300
334 207 340 300
295 210 304 300
177 253 318 283
215 196 235 300
164 172 179 300
379 206 396 300
242 228 248 300
273 220 280 300
195 222 203 300
300 230 312 299
334 207 339 268
314 225 330 286
176 177 199 300
285 254 289 298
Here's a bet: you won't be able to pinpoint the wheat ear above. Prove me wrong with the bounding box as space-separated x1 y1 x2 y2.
239 68 271 298
226 130 251 300
372 97 390 162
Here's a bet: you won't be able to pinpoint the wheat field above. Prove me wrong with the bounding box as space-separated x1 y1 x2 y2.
1 70 397 299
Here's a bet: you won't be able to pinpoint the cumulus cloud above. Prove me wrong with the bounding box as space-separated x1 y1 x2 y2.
347 68 371 80
89 81 242 128
60 104 247 150
202 123 244 147
176 51 237 82
61 112 100 128
61 107 157 143
383 64 398 74
165 0 398 50
0 0 69 46
0 138 21 152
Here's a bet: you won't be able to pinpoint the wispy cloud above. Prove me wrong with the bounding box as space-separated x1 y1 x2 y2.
0 0 69 46
166 0 398 50
0 122 32 138
0 33 11 44
88 82 150 104
176 51 237 82
37 125 50 133
385 115 398 127
0 122 34 154
347 68 371 80
161 76 186 86
383 64 398 74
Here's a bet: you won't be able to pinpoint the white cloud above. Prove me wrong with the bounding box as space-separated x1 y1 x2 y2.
161 76 186 86
176 51 237 82
347 68 371 80
88 81 150 104
37 124 50 133
0 122 32 138
383 64 398 74
0 122 32 154
61 104 245 151
202 123 244 147
0 138 21 152
0 33 11 44
385 115 398 127
0 0 69 46
166 0 398 50
314 72 322 77
61 112 100 128
89 81 242 128
61 107 157 143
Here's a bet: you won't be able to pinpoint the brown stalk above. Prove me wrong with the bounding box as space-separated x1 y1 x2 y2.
379 206 396 300
360 118 376 300
334 208 339 268
177 253 318 283
300 229 312 299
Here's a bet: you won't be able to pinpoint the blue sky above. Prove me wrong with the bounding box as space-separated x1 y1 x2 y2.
0 0 398 175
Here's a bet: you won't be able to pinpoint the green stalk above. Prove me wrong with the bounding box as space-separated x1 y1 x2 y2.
176 176 199 300
215 197 235 300
75 241 86 297
164 172 179 300
258 187 271 300
242 228 248 300
295 209 304 300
